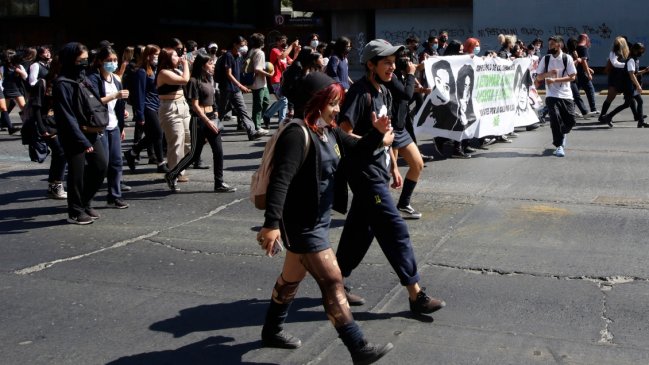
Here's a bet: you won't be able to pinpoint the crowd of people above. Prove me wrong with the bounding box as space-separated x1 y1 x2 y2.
0 29 645 364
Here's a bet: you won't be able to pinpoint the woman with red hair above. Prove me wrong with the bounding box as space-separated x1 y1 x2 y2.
257 72 394 364
463 37 481 56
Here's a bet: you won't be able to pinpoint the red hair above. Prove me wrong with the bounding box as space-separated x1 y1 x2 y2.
463 38 480 54
303 82 345 132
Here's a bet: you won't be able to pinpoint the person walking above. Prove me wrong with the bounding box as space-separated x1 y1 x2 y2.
257 71 394 364
176 52 237 193
216 36 266 141
334 39 446 314
123 45 169 174
325 36 353 91
600 36 630 127
263 35 299 128
87 47 130 209
247 33 273 134
156 47 191 190
575 34 599 115
536 35 577 157
53 42 108 224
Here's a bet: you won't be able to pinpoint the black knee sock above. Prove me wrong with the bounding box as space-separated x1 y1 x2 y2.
1 111 13 129
398 178 417 208
262 300 292 335
336 321 366 353
601 100 612 116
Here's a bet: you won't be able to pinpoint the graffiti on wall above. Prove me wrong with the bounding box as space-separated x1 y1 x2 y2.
379 27 472 45
476 23 613 40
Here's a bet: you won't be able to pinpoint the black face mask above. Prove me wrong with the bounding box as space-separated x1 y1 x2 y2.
439 37 448 44
549 48 559 55
209 48 217 54
176 48 184 57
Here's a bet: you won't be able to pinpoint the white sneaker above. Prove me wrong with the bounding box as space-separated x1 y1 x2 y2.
47 183 67 200
257 128 270 134
555 146 565 157
398 205 423 219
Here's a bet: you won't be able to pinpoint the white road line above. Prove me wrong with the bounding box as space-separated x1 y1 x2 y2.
13 198 245 275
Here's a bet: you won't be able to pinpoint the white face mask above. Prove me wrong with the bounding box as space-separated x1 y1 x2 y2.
238 46 248 56
310 40 319 48
151 56 158 66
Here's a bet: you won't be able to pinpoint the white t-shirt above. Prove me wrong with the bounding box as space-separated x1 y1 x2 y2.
104 77 119 130
250 48 267 90
537 51 577 99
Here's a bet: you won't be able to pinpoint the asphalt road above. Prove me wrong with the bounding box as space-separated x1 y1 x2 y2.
2 94 649 365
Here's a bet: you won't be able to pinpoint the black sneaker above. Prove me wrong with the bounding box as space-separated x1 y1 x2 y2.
397 205 422 219
157 164 170 173
214 183 237 193
263 115 271 129
451 149 471 159
192 162 210 169
261 330 302 349
67 213 94 225
248 130 264 141
107 198 129 209
124 151 136 173
344 285 366 306
351 342 394 365
8 126 21 135
409 289 446 315
85 208 101 220
165 175 180 192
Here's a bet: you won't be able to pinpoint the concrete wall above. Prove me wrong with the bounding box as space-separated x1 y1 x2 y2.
375 8 473 46
474 0 649 67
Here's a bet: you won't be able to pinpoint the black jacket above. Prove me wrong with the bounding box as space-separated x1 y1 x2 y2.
263 123 384 229
383 73 415 130
86 71 126 131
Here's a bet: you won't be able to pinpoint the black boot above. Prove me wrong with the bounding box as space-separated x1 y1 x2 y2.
261 300 301 349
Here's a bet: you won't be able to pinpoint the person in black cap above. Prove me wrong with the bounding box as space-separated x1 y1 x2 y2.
257 71 394 364
335 39 446 315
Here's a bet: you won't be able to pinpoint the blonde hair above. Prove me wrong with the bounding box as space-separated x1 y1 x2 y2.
613 36 629 59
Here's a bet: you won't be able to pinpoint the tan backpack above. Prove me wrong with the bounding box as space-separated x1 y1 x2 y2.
250 119 310 210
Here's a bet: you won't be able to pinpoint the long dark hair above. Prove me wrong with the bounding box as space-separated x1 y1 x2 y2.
156 48 176 75
58 42 88 79
333 36 351 58
93 47 117 69
191 52 212 81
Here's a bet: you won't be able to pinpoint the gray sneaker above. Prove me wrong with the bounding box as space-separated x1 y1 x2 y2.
67 213 93 225
47 183 67 200
398 205 422 219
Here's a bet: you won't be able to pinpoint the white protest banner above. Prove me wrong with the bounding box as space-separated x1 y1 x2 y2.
414 55 538 141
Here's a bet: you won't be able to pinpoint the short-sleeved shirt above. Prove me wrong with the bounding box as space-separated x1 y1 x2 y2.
249 48 267 90
269 47 290 84
187 77 215 107
218 51 241 92
537 51 577 99
341 77 392 184
576 45 589 78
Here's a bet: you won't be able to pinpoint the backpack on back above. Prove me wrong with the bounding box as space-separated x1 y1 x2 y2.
250 119 310 210
58 77 109 132
240 49 257 87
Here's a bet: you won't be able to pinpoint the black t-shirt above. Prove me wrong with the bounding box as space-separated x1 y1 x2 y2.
340 77 392 184
216 51 241 92
576 46 589 77
187 77 215 107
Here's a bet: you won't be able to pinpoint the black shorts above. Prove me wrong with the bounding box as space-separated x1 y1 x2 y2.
392 128 414 149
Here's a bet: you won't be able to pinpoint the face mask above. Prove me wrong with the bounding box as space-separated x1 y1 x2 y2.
549 48 559 55
151 56 158 66
473 47 481 56
78 58 89 67
439 37 447 43
238 46 248 56
176 48 184 57
432 44 439 51
103 61 118 73
209 48 217 54
310 40 319 48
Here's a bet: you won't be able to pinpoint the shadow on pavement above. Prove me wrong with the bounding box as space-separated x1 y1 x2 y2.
149 298 323 338
105 336 274 365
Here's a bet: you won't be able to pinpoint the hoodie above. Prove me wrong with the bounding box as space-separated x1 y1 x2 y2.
53 42 95 154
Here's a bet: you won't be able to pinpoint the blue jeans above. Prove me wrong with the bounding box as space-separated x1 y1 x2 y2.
577 75 597 112
264 83 288 122
100 128 123 200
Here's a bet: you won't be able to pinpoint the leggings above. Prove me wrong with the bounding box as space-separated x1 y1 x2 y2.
132 108 164 163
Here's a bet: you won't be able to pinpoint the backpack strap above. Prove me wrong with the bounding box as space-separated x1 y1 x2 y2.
543 53 568 76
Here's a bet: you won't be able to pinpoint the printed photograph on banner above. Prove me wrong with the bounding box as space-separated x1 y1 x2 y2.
413 55 538 141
